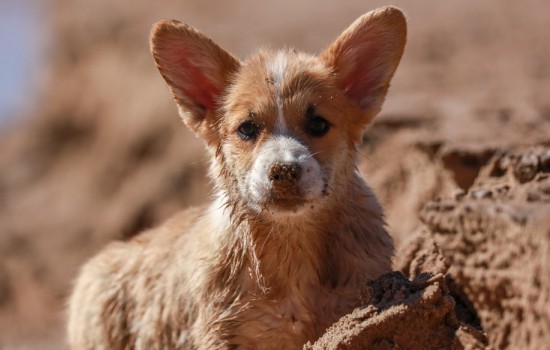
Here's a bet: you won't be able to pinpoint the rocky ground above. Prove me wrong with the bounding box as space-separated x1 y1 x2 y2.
0 0 549 349
311 146 550 349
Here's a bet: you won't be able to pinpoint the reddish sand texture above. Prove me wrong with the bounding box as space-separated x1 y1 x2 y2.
309 146 550 349
1 0 550 349
306 272 486 350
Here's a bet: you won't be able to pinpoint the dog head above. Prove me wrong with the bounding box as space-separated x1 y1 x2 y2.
151 7 406 217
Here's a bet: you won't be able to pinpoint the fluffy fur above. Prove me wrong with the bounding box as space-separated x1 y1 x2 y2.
67 6 407 349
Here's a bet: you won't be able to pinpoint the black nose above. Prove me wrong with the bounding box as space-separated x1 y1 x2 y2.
268 162 302 186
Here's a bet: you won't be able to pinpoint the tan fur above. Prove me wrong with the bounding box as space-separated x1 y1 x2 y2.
67 6 407 349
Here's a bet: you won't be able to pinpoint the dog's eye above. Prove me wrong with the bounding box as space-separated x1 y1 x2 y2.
237 121 260 140
307 117 330 137
306 105 330 137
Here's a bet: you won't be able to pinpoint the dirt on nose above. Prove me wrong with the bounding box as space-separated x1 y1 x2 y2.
268 163 303 186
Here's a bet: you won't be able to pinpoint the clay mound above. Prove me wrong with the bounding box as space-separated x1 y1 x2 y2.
400 145 550 349
306 272 486 350
309 145 550 350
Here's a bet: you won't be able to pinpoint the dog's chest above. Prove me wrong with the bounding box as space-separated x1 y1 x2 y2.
234 300 311 348
230 282 357 349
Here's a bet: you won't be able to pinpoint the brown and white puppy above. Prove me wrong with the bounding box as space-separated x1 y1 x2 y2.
67 6 406 350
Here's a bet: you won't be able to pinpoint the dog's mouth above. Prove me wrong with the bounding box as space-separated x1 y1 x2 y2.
244 155 330 215
257 183 329 214
263 195 308 212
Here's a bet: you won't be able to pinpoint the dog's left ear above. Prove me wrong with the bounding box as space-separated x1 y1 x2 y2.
151 20 241 144
321 6 407 123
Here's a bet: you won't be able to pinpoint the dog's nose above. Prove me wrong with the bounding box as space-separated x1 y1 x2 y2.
268 162 302 187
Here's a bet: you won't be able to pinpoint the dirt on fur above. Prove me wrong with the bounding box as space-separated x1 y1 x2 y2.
1 0 549 349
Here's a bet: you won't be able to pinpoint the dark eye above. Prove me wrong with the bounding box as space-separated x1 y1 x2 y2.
306 105 330 137
237 120 260 140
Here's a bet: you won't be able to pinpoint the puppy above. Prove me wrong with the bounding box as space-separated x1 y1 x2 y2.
67 6 406 349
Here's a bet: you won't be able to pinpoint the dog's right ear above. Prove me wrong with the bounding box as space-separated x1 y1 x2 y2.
151 20 240 144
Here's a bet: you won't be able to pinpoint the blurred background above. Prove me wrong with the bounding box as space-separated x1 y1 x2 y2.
0 0 549 348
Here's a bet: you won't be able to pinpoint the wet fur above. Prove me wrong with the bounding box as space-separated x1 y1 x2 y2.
68 6 407 349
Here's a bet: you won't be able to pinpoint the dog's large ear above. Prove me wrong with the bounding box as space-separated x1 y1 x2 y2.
320 6 406 123
151 20 240 143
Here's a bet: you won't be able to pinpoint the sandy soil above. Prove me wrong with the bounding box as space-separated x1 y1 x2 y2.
307 272 487 350
0 0 549 348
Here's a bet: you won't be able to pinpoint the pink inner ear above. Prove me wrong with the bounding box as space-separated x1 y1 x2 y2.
173 47 221 112
344 70 373 104
340 51 382 104
184 65 220 111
